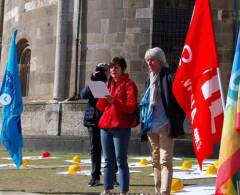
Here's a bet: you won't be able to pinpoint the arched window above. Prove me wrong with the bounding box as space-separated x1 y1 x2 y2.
17 39 31 97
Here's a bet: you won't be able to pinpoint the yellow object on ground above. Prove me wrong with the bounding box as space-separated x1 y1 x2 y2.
23 159 30 166
213 160 219 168
181 160 192 170
139 159 148 166
68 164 81 174
205 165 217 175
171 178 184 193
72 155 80 163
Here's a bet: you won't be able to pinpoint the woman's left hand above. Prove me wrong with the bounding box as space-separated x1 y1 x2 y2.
105 95 115 104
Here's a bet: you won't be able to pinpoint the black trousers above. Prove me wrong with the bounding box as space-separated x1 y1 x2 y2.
88 126 102 180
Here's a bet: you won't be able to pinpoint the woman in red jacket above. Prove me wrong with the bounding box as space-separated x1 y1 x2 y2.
97 56 138 195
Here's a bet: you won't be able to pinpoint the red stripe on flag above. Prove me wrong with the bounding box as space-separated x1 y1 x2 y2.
236 112 240 132
216 149 240 194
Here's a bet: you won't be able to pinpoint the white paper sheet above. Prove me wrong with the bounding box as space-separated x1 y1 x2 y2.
88 81 110 98
1 156 59 160
0 163 16 169
202 159 217 165
128 162 152 168
57 170 140 176
172 184 215 195
150 171 216 179
56 170 91 176
173 157 183 161
129 156 152 161
129 156 182 162
173 164 208 171
173 171 216 179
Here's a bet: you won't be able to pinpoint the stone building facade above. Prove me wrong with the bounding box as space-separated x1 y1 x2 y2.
0 0 238 152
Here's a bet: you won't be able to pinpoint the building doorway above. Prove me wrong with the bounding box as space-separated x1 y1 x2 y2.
152 0 195 70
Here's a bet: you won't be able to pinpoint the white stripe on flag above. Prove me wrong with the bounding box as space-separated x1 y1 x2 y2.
201 74 219 100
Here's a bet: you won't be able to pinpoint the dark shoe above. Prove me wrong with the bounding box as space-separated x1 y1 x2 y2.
88 178 100 187
114 180 119 187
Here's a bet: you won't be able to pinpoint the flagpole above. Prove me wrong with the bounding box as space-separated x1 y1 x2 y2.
217 67 225 109
237 180 240 195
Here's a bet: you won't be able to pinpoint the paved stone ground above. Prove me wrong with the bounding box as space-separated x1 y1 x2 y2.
0 146 216 195
0 192 41 195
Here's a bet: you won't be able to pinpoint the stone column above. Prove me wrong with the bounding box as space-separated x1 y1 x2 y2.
53 0 68 101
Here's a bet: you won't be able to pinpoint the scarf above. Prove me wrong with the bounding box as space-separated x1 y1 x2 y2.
149 72 159 107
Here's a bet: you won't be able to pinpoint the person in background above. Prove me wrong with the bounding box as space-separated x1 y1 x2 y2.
97 57 138 195
80 63 108 187
141 47 185 195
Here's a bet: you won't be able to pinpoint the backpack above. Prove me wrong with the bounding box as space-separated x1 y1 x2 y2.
133 105 140 126
83 104 101 127
124 79 140 127
139 87 153 133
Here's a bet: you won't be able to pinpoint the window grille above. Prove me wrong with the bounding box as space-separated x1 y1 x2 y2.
152 0 195 70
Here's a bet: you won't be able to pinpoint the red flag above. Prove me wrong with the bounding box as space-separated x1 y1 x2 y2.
173 0 223 167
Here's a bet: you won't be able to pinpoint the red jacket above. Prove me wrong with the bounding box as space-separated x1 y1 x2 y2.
97 74 138 129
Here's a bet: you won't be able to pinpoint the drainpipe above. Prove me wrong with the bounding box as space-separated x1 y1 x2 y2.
69 0 82 100
53 0 68 101
0 0 5 61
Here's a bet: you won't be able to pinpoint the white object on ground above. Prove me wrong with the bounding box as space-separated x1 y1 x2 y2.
0 163 16 169
128 162 152 168
57 169 141 176
173 157 183 161
173 171 216 180
202 159 217 165
172 184 215 195
65 159 91 166
129 156 152 161
1 156 59 160
57 170 91 176
173 164 208 171
150 170 216 179
65 159 104 167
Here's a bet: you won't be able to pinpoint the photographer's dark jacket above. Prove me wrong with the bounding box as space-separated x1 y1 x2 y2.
145 67 185 138
80 85 101 127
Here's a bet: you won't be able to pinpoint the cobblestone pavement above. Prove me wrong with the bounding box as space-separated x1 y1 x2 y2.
0 192 42 195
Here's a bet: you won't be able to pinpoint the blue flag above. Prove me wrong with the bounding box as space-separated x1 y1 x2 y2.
0 29 23 169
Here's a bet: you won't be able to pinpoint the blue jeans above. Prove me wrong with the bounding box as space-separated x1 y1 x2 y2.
101 128 131 193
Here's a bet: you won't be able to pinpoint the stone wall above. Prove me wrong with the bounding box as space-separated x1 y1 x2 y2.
0 0 152 100
0 0 59 100
0 0 238 140
79 0 152 96
211 0 235 94
21 101 144 137
0 0 236 100
20 101 88 137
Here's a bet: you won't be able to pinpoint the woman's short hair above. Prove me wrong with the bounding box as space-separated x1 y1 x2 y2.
109 56 127 71
144 47 168 66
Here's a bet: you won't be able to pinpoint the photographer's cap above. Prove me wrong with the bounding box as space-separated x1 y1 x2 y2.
96 63 109 71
